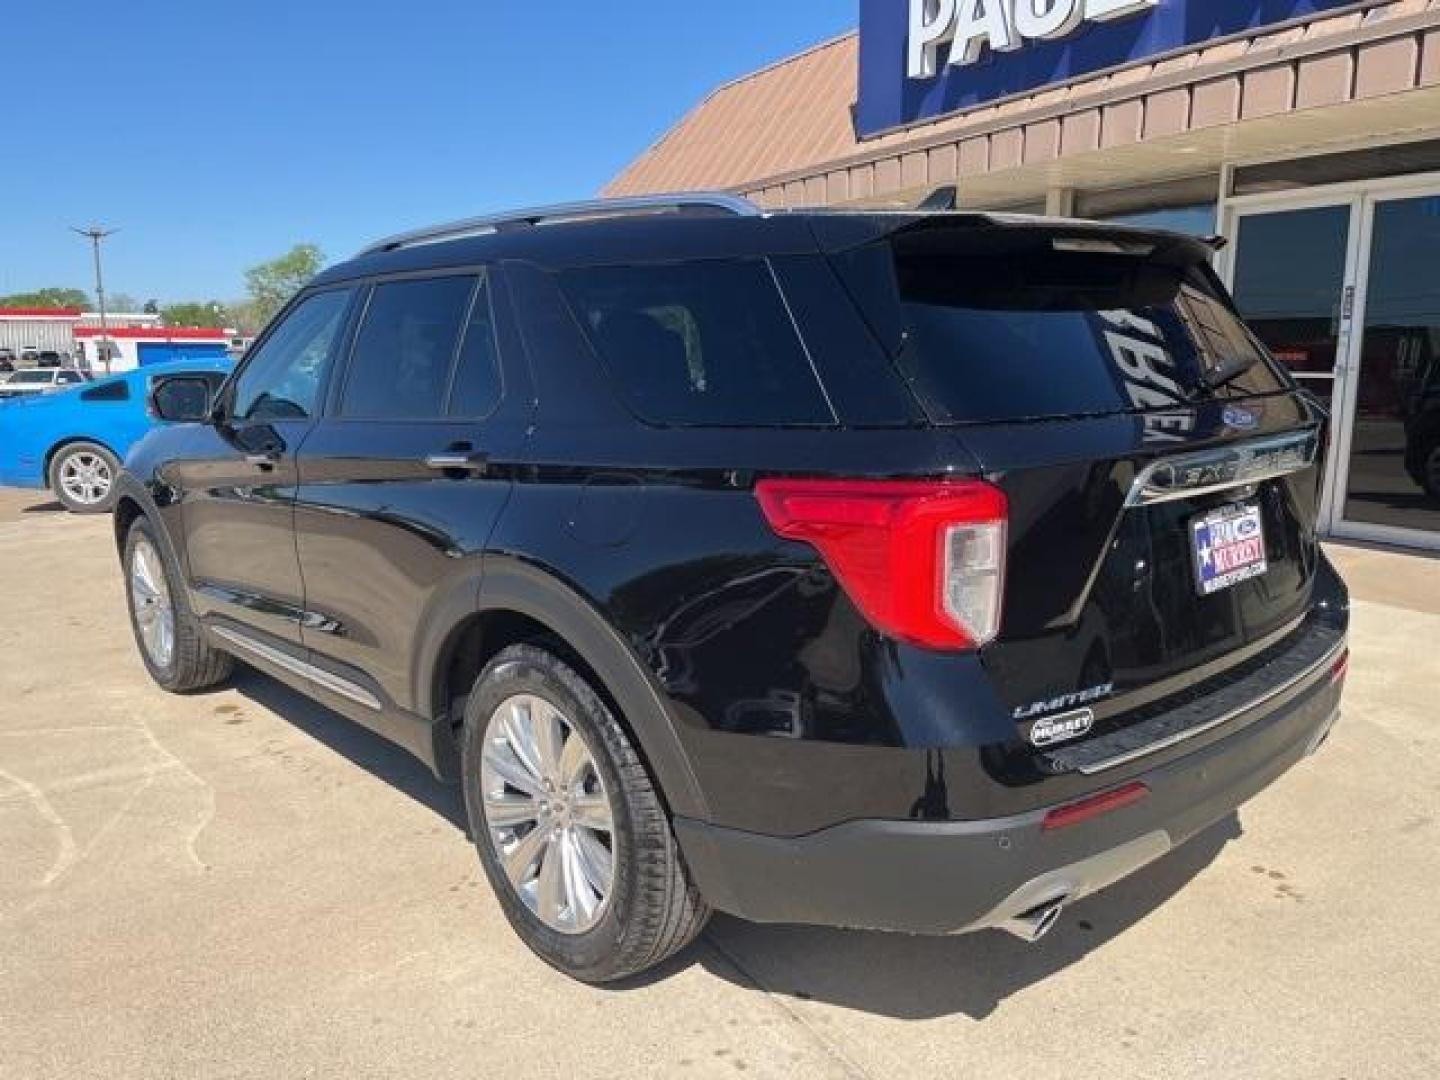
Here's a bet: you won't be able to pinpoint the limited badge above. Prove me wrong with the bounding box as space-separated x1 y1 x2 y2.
1028 707 1095 748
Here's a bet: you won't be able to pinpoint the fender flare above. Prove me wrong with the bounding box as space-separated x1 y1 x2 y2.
461 556 710 821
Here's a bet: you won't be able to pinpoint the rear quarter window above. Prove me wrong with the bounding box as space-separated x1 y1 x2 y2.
559 259 834 427
80 380 129 402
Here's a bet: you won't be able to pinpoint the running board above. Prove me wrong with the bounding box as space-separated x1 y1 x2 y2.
210 625 382 711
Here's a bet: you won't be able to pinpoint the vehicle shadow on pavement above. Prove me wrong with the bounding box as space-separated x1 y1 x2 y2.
229 668 469 834
686 814 1240 1020
20 500 65 514
221 664 1235 1020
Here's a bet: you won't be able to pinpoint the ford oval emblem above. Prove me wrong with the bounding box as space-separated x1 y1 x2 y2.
1223 405 1259 430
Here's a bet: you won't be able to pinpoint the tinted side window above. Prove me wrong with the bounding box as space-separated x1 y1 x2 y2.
340 276 476 420
559 260 834 426
81 380 129 402
233 289 352 421
57 371 83 384
447 276 502 417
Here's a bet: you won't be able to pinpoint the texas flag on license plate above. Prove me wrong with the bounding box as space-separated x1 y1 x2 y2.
1191 503 1268 596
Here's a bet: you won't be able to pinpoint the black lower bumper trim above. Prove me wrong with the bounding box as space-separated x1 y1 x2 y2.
1041 611 1345 776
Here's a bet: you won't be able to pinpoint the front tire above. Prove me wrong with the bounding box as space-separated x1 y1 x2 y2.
50 441 120 514
123 518 233 692
1421 437 1440 500
461 644 709 983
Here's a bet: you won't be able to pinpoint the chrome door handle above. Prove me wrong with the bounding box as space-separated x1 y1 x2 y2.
244 453 278 469
424 452 489 474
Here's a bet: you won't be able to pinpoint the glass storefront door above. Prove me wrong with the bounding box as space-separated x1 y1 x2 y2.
1333 193 1440 542
1230 203 1357 414
1226 179 1440 550
1228 198 1361 533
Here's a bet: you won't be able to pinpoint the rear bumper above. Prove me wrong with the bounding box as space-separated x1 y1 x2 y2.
0 452 46 489
675 646 1343 935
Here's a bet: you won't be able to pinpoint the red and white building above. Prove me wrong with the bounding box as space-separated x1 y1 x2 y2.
0 308 231 371
73 325 232 372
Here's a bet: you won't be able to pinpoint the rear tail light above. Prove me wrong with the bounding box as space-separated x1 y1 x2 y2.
754 478 1007 651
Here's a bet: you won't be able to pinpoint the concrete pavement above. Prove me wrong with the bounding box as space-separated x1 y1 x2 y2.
1 484 1437 1079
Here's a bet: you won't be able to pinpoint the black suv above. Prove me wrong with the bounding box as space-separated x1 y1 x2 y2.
115 194 1349 982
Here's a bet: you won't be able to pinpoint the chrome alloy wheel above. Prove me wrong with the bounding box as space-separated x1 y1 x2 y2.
129 537 176 669
480 693 617 935
59 450 112 506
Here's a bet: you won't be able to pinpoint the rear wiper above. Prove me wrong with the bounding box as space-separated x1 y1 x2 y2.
1191 355 1259 400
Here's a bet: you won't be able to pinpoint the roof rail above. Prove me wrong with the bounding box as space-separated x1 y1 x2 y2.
358 192 762 256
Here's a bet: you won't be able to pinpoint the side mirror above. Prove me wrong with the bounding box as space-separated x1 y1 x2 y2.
149 376 215 423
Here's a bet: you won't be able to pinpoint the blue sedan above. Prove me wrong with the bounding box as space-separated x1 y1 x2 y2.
0 359 231 513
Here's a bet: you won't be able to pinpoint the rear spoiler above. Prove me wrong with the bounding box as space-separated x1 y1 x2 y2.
803 200 1223 265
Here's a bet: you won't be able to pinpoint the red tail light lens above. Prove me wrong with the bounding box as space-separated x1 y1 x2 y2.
1042 782 1150 831
1330 648 1350 684
754 478 1008 650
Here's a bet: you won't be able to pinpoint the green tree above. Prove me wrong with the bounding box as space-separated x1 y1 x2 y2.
0 287 91 308
224 299 262 335
143 299 159 314
161 301 228 328
244 243 323 327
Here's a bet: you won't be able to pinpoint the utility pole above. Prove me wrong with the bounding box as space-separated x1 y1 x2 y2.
71 225 118 373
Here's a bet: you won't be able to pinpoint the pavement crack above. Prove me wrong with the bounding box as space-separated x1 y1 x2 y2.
701 930 876 1080
0 764 78 887
134 720 216 873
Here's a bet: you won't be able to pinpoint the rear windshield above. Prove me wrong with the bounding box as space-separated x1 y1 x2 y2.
834 237 1289 427
9 371 52 384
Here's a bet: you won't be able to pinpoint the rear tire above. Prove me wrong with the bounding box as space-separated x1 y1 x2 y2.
49 441 120 514
123 517 233 692
461 644 709 983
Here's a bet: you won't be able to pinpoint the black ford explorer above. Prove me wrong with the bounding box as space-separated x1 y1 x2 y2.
114 194 1349 982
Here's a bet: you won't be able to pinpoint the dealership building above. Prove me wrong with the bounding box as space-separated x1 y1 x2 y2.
610 0 1440 550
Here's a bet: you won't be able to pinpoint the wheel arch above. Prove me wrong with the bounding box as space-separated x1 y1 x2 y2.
110 476 190 587
423 557 710 821
113 493 147 551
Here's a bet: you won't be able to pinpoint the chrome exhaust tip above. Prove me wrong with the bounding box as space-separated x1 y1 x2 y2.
1000 897 1068 943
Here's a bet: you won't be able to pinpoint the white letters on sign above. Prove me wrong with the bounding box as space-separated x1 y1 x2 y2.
907 0 1160 78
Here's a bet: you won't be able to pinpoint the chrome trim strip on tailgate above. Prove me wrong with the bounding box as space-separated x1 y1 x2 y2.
1072 637 1345 776
210 625 382 711
1125 429 1320 507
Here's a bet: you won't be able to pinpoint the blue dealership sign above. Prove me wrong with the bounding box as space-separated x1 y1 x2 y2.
857 0 1363 138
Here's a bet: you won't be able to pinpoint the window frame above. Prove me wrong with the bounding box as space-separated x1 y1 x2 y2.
215 283 360 425
324 266 505 425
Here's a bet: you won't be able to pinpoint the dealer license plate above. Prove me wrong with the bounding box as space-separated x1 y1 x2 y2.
1191 503 1268 596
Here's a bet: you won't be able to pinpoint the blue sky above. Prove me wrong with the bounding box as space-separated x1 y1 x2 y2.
2 1 854 304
